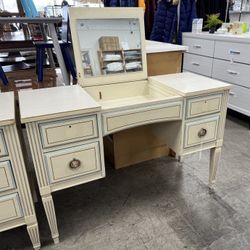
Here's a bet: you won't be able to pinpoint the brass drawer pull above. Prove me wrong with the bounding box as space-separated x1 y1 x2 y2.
69 158 81 169
198 128 207 138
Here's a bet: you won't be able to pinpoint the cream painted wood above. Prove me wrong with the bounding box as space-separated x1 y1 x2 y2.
19 85 101 123
186 94 222 118
19 85 106 243
0 129 8 157
184 115 220 148
0 193 22 223
214 41 250 64
0 92 15 127
0 161 15 192
69 8 148 87
183 53 213 77
212 59 250 89
209 147 222 189
102 102 182 135
39 115 98 148
182 37 215 57
44 142 101 184
0 92 40 250
150 73 231 97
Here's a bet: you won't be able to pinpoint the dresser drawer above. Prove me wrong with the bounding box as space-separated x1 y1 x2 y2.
183 53 213 77
39 115 98 148
0 193 23 223
0 161 15 192
44 142 101 183
184 115 220 148
212 59 250 89
214 41 250 64
228 84 250 117
183 37 215 57
0 129 8 158
102 102 182 135
186 94 222 119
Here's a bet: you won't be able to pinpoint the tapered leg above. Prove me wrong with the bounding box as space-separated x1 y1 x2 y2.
42 194 59 244
27 223 41 250
209 147 222 189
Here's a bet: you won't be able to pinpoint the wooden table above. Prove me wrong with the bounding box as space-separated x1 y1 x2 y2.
0 17 69 85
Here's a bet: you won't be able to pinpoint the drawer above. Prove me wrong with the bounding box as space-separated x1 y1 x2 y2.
0 161 15 192
183 53 213 77
214 41 250 64
44 142 101 183
39 115 98 148
186 94 222 119
183 37 215 57
184 115 220 148
0 193 23 223
212 59 250 89
0 129 8 158
102 102 182 135
228 84 250 117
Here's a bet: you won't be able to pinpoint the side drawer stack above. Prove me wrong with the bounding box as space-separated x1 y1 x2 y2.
0 128 23 226
37 115 104 191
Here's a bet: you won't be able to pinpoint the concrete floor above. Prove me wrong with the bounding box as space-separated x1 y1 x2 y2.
1 114 250 250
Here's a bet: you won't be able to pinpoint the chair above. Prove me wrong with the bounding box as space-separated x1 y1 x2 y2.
34 5 77 83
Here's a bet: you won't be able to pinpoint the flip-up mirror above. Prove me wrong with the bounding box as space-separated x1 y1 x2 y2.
69 8 147 86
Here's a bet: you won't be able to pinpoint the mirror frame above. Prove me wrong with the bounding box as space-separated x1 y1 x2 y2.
69 7 147 87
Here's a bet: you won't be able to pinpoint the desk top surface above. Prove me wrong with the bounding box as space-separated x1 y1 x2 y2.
19 85 101 123
146 40 188 54
0 92 15 126
150 72 231 97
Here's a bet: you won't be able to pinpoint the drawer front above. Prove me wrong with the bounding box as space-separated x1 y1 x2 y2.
39 116 98 148
0 161 15 192
214 41 250 64
186 94 222 119
0 129 8 158
228 84 250 117
0 193 23 223
212 59 250 89
183 37 215 57
44 142 101 183
103 102 182 135
183 53 213 77
184 115 220 148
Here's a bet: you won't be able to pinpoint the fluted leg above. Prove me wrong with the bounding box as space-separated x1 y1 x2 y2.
42 194 59 244
27 223 41 250
209 147 222 189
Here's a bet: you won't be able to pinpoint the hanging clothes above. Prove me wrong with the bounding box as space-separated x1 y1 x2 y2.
150 0 197 45
104 0 138 7
145 0 158 39
196 0 229 23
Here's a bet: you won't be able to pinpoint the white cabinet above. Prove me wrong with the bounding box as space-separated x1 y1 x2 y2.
183 32 250 118
0 92 40 250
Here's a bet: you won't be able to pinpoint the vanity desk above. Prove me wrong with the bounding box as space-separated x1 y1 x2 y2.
0 92 40 250
18 8 230 244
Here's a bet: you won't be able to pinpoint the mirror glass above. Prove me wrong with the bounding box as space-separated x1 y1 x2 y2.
76 18 143 78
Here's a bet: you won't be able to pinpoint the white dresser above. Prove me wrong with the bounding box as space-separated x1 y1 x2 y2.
0 92 40 250
183 32 250 120
18 85 105 244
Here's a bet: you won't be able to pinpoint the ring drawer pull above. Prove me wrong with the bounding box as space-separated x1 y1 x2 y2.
198 128 207 138
69 158 81 169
